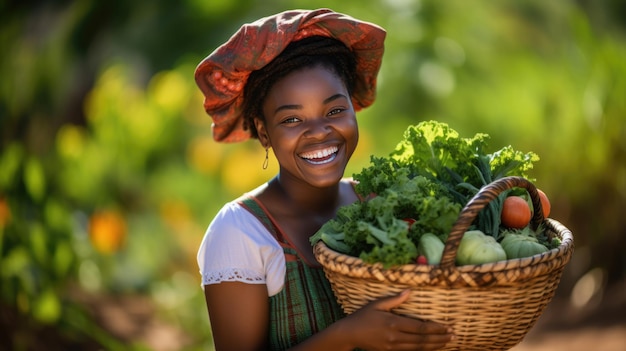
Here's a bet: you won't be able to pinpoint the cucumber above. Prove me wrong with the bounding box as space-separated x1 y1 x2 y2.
417 233 445 265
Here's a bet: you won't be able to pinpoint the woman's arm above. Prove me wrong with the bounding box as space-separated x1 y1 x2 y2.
204 282 270 351
206 284 453 351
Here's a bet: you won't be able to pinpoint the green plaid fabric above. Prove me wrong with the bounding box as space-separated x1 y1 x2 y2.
240 197 345 350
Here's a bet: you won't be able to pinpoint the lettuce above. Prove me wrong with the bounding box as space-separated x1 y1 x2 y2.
311 173 461 267
311 121 539 267
355 121 538 203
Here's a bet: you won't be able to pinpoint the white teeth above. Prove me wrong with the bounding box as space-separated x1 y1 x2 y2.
299 146 338 160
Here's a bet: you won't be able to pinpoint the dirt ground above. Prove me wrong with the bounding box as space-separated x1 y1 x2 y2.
511 278 626 351
513 326 626 351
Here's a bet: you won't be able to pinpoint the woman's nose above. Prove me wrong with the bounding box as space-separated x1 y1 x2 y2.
304 118 331 139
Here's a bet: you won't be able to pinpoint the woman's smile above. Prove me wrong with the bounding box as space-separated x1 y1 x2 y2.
299 145 339 165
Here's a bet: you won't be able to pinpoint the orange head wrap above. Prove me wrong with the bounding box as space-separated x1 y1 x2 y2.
194 8 386 143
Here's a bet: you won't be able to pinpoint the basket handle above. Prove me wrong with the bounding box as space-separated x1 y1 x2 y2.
439 176 545 269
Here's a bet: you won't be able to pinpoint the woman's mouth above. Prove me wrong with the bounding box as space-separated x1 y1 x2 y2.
299 146 339 165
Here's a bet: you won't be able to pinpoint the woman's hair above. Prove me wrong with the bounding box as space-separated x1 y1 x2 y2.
242 36 358 139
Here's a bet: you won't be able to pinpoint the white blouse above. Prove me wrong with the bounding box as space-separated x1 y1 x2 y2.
196 200 286 296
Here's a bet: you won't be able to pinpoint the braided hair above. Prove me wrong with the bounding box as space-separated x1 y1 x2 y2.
242 36 358 139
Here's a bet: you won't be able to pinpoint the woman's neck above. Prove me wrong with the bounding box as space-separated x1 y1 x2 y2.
270 175 341 215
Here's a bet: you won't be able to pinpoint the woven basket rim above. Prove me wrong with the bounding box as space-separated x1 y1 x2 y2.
314 217 574 285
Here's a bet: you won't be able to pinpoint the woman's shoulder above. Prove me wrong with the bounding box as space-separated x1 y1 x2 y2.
209 198 262 233
199 197 282 267
211 199 248 221
198 196 286 294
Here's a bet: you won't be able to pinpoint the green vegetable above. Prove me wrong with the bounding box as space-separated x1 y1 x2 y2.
310 213 353 253
311 174 460 268
354 121 538 238
417 233 445 265
500 228 549 259
456 230 507 265
311 121 540 268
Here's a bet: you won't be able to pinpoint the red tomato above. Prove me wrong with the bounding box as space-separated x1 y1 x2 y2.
403 218 416 227
537 189 551 218
501 196 531 229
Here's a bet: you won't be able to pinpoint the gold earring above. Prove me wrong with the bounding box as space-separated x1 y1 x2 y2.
262 148 269 170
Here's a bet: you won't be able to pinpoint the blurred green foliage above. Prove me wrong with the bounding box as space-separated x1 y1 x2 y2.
1 0 625 349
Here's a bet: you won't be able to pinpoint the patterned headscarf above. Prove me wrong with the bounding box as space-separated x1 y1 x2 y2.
194 8 386 143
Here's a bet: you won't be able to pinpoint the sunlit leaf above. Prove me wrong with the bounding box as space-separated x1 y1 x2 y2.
149 70 191 114
23 157 46 202
0 143 24 191
44 199 71 233
32 288 61 323
56 124 87 160
30 223 48 264
78 259 102 292
1 247 30 278
54 241 74 278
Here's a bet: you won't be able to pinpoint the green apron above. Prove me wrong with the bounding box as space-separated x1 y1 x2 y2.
240 197 345 350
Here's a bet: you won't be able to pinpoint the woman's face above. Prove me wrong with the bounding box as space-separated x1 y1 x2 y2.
255 64 359 188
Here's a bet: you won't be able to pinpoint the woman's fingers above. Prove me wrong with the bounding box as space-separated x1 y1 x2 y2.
370 289 411 311
351 290 456 350
416 320 454 335
369 290 453 334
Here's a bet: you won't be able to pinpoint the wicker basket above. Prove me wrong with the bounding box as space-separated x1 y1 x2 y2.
314 176 574 351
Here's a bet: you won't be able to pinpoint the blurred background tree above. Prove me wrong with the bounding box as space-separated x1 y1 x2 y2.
1 0 624 350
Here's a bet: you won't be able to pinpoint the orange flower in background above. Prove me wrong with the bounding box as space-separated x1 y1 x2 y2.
88 210 127 254
0 197 10 228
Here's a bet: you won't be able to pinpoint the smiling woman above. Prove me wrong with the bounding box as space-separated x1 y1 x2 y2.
193 8 455 351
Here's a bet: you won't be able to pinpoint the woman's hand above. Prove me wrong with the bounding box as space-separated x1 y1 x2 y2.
339 290 455 351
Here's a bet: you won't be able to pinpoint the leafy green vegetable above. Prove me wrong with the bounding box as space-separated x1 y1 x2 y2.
311 174 461 267
353 122 488 202
354 121 539 237
311 121 540 267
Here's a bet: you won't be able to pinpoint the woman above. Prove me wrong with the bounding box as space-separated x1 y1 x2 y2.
195 9 454 351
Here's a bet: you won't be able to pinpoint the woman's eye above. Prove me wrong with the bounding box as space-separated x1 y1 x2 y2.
281 117 300 124
328 108 345 116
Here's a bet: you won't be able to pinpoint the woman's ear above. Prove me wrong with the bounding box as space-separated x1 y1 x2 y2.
254 117 271 148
